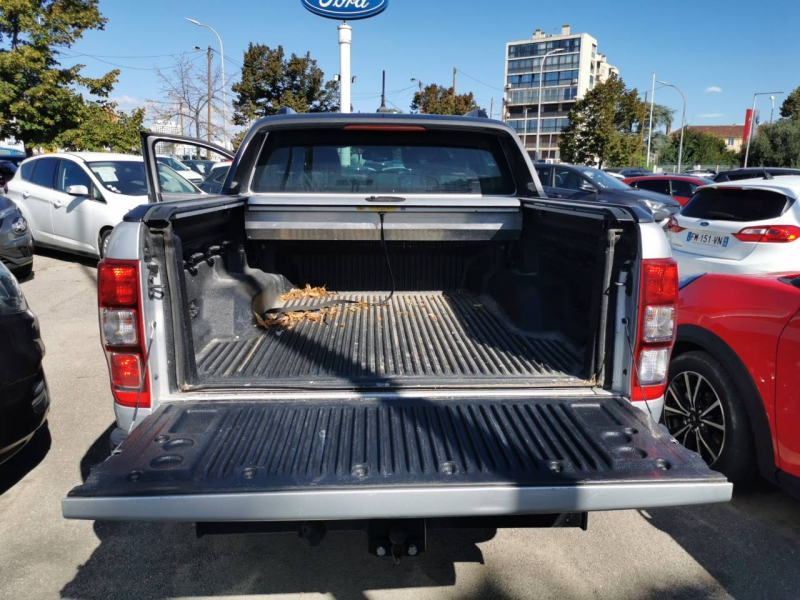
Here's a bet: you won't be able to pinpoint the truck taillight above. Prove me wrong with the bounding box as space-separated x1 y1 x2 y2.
632 259 678 402
98 259 150 409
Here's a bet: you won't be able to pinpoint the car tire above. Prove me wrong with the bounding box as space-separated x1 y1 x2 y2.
99 229 112 259
665 350 757 486
12 262 33 280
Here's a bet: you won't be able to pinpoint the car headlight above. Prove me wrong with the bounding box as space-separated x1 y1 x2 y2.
0 264 28 314
11 216 27 234
640 199 665 212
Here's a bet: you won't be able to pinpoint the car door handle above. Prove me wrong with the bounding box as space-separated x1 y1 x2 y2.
22 191 30 198
53 199 63 208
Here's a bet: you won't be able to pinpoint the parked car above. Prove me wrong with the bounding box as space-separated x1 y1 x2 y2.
183 159 217 178
156 155 204 183
198 161 230 194
0 262 49 464
668 271 800 497
535 163 681 225
668 176 800 276
624 175 709 207
683 168 716 179
606 167 653 178
6 153 202 258
0 160 18 193
712 167 800 183
62 114 731 546
0 194 34 278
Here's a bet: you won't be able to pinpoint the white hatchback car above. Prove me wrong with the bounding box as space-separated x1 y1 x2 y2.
7 153 201 258
669 176 800 276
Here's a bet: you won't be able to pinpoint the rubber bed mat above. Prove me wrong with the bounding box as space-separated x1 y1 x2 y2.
195 292 586 387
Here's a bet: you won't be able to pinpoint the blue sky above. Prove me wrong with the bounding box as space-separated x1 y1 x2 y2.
64 0 800 131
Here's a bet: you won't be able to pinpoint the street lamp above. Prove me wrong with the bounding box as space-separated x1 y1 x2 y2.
658 81 686 173
186 17 227 148
744 91 782 167
535 48 564 161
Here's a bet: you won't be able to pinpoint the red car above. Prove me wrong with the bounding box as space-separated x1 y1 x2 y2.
667 272 800 496
624 175 709 206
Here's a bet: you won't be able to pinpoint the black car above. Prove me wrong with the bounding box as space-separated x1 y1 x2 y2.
535 164 681 223
198 163 230 194
0 262 49 464
0 195 34 279
605 167 653 178
712 167 800 182
183 159 217 177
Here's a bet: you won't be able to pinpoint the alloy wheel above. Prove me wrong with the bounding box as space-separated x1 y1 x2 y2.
664 371 726 466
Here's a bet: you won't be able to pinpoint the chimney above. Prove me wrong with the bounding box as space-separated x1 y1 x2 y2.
533 29 545 39
561 24 571 35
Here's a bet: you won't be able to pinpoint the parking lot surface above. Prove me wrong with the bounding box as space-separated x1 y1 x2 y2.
1 251 800 600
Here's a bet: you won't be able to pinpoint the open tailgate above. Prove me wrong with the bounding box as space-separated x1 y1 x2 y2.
63 396 731 521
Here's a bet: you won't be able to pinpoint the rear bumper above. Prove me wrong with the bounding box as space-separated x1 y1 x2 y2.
61 480 732 521
671 247 794 277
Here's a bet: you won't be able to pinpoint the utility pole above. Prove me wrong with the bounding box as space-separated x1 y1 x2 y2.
453 67 457 96
646 72 655 167
638 91 648 166
206 46 212 144
490 98 495 120
178 99 184 136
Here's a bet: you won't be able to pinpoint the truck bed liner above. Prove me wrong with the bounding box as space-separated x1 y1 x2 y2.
195 292 585 387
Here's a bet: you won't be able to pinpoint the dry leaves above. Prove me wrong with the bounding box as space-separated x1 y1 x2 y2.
279 285 335 302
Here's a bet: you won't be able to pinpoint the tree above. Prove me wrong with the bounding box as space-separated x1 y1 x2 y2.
0 0 118 152
151 53 222 141
55 102 145 153
747 119 800 167
232 44 337 123
659 127 738 166
647 103 677 134
780 87 800 121
559 74 643 168
410 83 478 115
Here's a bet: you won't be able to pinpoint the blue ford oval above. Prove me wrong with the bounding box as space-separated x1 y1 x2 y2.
301 0 388 20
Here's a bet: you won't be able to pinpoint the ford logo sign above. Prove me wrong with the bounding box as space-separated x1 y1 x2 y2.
700 221 710 227
301 0 388 20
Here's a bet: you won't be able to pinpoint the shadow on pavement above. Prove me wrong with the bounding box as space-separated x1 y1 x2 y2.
34 246 98 270
0 422 51 496
643 484 800 600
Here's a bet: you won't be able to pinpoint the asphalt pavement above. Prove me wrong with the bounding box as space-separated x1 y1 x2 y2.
1 250 799 600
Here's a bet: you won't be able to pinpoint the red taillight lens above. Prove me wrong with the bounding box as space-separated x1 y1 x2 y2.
110 353 142 389
631 259 679 403
642 259 678 305
98 260 139 307
667 217 685 233
98 259 150 409
733 225 800 243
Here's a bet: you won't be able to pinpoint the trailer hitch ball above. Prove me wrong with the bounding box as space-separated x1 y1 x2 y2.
376 545 387 557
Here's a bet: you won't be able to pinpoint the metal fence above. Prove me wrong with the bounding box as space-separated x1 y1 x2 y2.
654 164 738 174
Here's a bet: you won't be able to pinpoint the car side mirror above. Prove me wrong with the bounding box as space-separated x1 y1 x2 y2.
579 182 596 193
652 207 670 222
66 184 90 196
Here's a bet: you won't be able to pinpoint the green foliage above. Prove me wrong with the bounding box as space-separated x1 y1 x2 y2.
659 127 738 166
410 84 478 115
55 102 145 153
559 74 642 168
232 44 337 123
747 119 800 167
230 129 246 152
0 0 116 150
780 87 800 121
647 103 677 133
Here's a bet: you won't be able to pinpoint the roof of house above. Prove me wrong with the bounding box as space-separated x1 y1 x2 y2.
676 125 744 138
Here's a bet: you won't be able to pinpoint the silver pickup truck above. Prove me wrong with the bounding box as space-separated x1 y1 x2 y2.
63 111 730 557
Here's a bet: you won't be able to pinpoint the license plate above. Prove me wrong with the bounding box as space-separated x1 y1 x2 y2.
686 232 729 247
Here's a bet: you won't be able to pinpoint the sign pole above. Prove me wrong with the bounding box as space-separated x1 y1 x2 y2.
338 22 352 114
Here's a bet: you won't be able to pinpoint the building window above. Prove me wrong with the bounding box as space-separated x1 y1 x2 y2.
508 37 581 59
727 138 735 146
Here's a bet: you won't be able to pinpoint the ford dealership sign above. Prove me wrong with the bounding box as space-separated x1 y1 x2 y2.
301 0 388 20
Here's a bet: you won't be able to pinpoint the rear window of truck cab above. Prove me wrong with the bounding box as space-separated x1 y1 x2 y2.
250 129 516 196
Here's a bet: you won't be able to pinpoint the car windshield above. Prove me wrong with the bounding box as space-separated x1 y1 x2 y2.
575 167 631 190
157 156 189 172
88 161 199 196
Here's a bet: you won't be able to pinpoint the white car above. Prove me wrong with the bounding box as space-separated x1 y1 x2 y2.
668 176 800 276
6 153 201 258
156 155 204 184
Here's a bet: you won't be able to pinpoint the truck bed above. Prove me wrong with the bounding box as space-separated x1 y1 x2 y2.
195 292 586 388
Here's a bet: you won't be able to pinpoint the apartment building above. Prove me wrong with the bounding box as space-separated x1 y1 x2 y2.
504 25 618 161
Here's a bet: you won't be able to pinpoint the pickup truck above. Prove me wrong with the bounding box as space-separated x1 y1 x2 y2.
63 111 731 557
